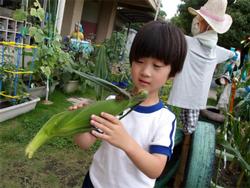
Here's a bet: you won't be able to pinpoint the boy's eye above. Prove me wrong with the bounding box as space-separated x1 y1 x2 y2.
154 64 163 68
135 60 143 64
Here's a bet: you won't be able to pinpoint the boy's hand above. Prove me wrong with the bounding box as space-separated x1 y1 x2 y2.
90 112 134 151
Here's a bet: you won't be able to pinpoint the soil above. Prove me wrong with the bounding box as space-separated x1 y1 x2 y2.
0 98 30 109
212 159 248 188
0 100 11 108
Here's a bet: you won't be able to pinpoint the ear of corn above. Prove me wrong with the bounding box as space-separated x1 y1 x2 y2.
72 69 130 98
25 71 148 159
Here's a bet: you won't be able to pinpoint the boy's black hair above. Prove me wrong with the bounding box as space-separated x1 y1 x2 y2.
129 21 187 78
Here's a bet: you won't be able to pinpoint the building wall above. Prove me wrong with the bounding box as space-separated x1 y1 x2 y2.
82 1 100 23
80 0 118 43
71 0 84 31
55 0 66 34
60 0 157 42
95 0 117 43
61 0 84 37
81 1 101 40
61 0 74 36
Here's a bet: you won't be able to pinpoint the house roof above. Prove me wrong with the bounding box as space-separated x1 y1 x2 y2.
117 0 158 23
118 0 158 11
117 7 154 23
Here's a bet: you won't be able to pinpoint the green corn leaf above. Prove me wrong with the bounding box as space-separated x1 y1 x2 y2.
25 90 148 159
217 137 250 173
72 69 130 98
25 69 147 159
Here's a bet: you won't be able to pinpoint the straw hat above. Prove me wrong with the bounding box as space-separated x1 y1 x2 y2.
188 0 232 34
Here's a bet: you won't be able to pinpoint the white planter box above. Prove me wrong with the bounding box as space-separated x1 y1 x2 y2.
63 80 79 93
50 81 59 93
28 86 46 98
0 97 40 122
28 82 59 97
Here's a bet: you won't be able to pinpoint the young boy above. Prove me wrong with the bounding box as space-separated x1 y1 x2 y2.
74 21 187 188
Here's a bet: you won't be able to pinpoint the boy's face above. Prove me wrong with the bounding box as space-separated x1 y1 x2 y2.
131 57 171 96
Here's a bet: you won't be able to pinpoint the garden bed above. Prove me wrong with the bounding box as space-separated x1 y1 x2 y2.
0 97 40 122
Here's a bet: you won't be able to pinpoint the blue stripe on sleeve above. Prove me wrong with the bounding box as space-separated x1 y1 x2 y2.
149 145 172 158
169 118 176 151
149 118 176 159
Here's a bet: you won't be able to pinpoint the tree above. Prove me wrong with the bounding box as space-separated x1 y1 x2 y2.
171 0 207 35
171 0 250 49
219 0 250 49
158 10 167 20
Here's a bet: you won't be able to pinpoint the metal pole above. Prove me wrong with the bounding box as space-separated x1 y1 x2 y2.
154 0 162 20
28 48 37 91
0 45 4 93
55 0 66 34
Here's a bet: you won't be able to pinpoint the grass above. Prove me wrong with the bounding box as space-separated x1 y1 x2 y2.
1 85 248 187
0 89 98 187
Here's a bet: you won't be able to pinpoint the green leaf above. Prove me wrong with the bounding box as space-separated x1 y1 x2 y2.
20 27 29 36
29 26 37 36
36 8 45 22
34 2 40 8
33 28 45 43
217 137 250 173
30 5 44 22
30 8 37 17
72 69 130 98
40 66 51 78
12 9 28 21
34 33 44 43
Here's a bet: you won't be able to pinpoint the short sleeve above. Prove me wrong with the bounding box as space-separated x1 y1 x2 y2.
149 110 176 158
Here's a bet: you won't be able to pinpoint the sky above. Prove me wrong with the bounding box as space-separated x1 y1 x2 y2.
161 0 182 19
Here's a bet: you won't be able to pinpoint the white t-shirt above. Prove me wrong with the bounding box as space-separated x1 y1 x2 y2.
89 100 176 188
168 32 234 109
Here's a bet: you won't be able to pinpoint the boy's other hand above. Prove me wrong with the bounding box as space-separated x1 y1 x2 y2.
68 101 90 110
90 112 134 151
